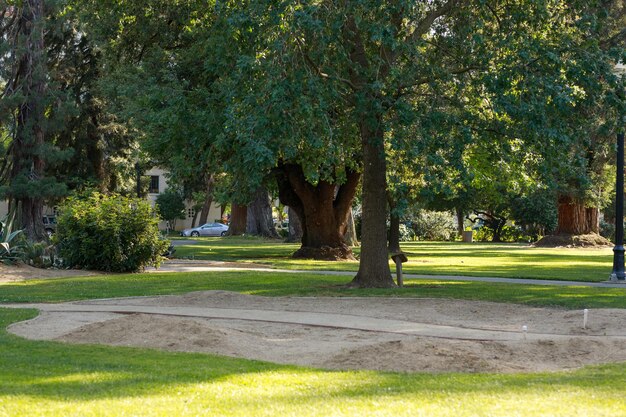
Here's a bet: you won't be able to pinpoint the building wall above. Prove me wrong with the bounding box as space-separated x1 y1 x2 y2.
145 167 222 231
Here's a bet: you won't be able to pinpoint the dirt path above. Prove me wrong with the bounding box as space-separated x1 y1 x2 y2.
6 291 626 373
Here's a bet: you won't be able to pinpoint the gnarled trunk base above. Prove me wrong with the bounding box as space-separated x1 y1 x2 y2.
556 195 599 235
534 233 611 248
293 244 355 261
275 163 360 261
227 203 247 236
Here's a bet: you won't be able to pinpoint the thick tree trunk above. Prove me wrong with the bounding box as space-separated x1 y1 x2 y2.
227 203 247 236
275 163 360 260
287 206 303 243
388 204 401 254
586 207 599 234
246 187 280 238
344 209 359 247
492 221 504 242
456 208 464 237
6 0 47 241
556 195 597 235
191 209 199 228
343 14 394 287
17 199 44 242
198 175 215 225
350 123 395 288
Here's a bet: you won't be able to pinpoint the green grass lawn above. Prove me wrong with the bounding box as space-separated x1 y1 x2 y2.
3 269 626 309
3 240 626 416
2 308 626 417
173 237 613 282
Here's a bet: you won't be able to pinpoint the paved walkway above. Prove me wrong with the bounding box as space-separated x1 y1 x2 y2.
150 260 626 288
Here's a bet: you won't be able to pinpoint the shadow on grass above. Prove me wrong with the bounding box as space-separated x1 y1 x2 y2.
2 308 626 410
3 271 626 309
173 239 613 282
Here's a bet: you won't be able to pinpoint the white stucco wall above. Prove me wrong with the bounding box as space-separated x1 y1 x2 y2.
145 167 222 231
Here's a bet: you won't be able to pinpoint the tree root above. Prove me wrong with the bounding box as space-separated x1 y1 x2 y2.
292 245 356 261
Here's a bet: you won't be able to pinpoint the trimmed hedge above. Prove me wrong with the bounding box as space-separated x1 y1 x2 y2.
55 192 169 272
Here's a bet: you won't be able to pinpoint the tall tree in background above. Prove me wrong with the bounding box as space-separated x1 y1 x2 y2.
45 6 133 194
246 186 279 239
0 1 66 240
546 1 625 239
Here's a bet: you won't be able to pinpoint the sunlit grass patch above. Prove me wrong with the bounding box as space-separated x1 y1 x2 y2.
172 238 613 282
2 271 626 308
1 308 626 416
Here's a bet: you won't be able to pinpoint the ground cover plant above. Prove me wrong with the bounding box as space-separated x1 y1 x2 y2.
173 237 613 282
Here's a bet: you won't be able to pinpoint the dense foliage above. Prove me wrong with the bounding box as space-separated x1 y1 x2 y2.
155 189 186 229
0 0 624 282
55 192 168 272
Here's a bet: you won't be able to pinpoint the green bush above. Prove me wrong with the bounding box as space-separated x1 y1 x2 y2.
410 211 457 241
474 225 535 243
55 192 169 272
155 189 186 230
398 223 416 242
473 226 493 242
22 241 59 268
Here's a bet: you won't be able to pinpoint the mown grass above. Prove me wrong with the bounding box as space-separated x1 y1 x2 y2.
2 270 626 309
2 308 626 417
2 239 625 415
173 237 613 282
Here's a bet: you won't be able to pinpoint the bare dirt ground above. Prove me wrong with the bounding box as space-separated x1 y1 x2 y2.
0 263 101 282
8 290 626 374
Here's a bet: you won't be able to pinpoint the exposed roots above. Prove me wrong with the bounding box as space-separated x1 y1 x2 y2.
534 233 612 248
347 272 397 289
292 245 356 261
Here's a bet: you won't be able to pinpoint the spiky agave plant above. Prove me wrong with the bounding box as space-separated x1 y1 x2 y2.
0 216 25 265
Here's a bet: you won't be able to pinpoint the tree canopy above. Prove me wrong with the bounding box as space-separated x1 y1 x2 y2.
0 0 623 287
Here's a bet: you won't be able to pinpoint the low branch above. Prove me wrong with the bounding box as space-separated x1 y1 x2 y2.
407 0 464 44
333 168 361 219
295 37 357 91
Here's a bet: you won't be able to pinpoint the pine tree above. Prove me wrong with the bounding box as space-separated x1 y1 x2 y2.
0 1 65 240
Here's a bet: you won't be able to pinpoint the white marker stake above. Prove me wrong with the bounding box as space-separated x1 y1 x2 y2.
522 325 528 340
583 309 589 329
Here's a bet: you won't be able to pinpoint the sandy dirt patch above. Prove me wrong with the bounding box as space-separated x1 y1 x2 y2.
0 263 101 282
0 260 267 282
8 291 626 373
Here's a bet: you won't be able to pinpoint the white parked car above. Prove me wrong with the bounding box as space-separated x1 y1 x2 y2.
181 222 229 237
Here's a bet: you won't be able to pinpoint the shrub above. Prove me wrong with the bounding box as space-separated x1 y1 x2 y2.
473 226 493 242
55 192 169 272
474 225 535 243
155 189 186 230
511 191 557 235
410 211 457 241
600 220 616 242
398 223 416 242
22 241 60 268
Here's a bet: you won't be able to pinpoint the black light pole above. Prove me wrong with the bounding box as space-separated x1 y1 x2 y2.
612 131 626 281
611 63 626 282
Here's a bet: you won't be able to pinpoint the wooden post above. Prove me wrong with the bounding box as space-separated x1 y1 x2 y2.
390 252 408 287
